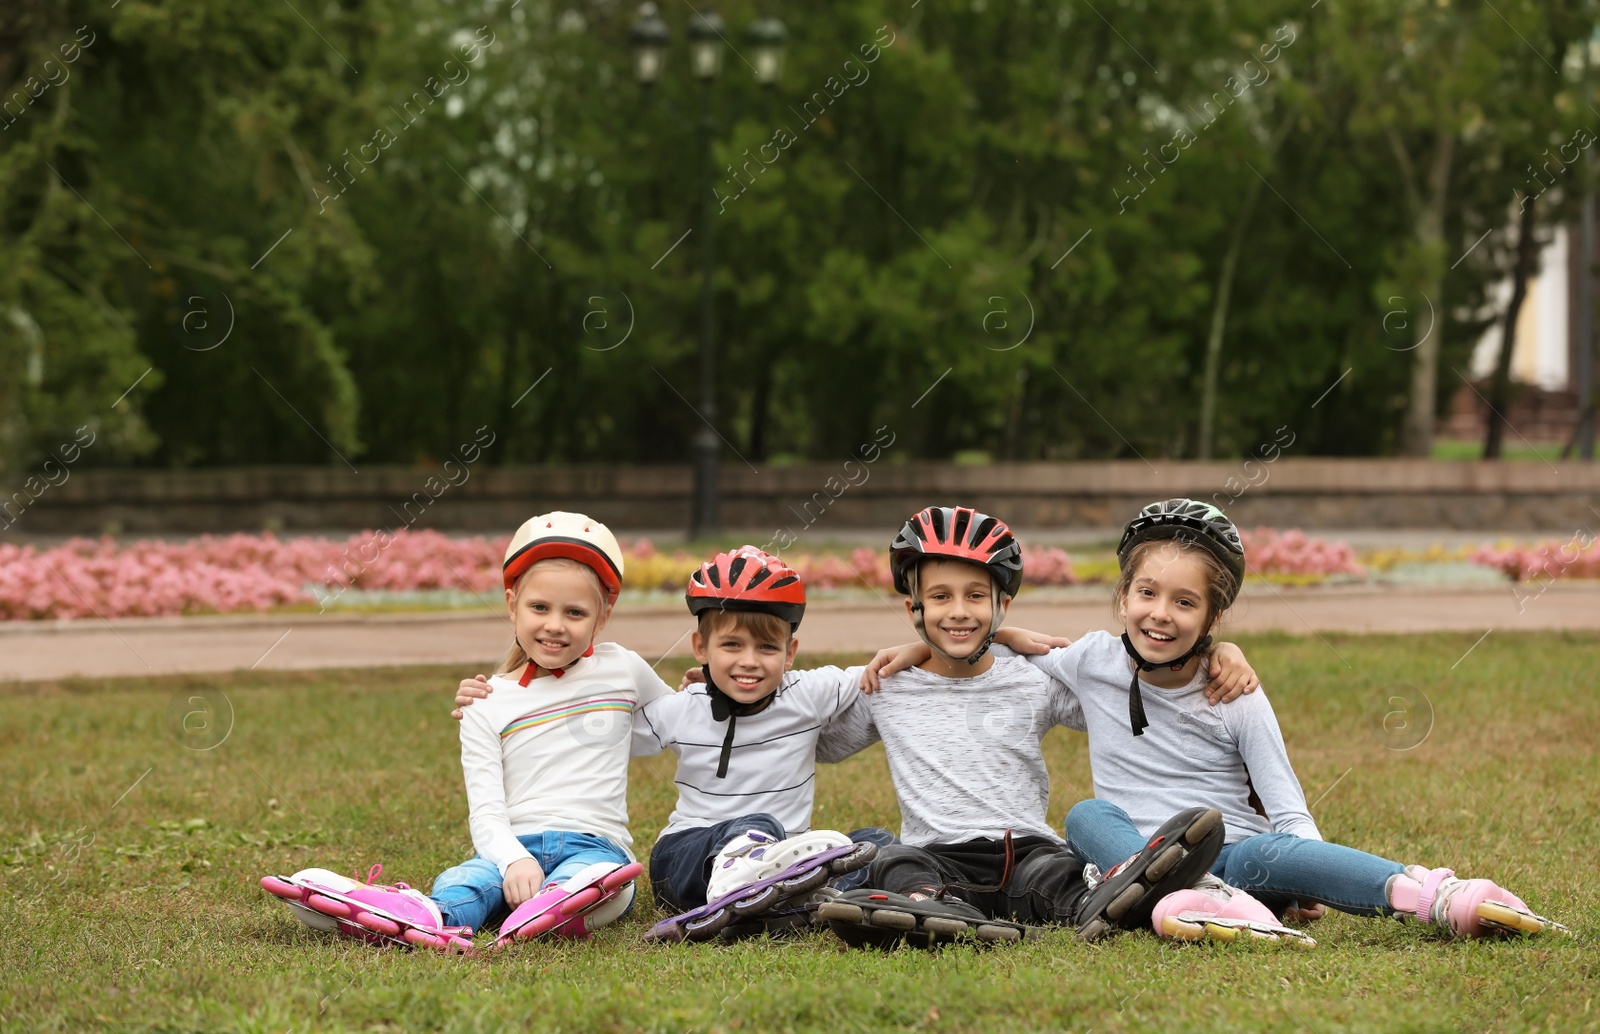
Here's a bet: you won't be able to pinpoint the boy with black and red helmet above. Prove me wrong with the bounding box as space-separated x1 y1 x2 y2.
817 505 1258 947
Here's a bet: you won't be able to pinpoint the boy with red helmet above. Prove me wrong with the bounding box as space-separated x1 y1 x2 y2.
816 505 1258 947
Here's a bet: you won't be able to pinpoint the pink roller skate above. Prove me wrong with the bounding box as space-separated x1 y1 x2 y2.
1151 875 1316 948
1388 866 1566 937
261 864 474 953
494 860 642 947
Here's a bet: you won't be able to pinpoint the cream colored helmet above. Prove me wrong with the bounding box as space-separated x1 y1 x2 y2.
502 511 625 604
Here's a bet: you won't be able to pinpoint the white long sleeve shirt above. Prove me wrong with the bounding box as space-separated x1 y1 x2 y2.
1021 633 1321 844
457 642 674 876
632 666 869 839
819 655 1086 847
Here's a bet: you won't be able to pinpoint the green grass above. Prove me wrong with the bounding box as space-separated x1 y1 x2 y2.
3 634 1598 1033
1430 438 1567 462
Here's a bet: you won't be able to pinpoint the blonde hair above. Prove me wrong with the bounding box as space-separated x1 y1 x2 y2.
1113 538 1237 633
500 557 611 674
695 608 792 647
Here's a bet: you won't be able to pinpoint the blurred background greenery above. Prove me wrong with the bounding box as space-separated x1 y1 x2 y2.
1 0 1593 476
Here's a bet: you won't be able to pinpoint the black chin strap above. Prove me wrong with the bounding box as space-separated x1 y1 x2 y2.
1119 632 1212 737
704 664 776 778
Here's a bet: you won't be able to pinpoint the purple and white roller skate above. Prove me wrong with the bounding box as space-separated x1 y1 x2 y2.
261 864 474 953
494 860 643 947
645 830 877 944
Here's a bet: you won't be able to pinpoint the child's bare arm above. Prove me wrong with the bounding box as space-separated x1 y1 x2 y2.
450 674 492 720
1205 643 1259 705
992 626 1073 654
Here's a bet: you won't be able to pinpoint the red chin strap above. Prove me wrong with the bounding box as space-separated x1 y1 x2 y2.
518 643 595 686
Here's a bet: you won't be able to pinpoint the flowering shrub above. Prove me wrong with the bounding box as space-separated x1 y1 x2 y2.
1240 528 1365 581
1470 537 1600 582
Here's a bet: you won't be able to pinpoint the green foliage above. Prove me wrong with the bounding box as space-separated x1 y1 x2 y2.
1 0 1594 474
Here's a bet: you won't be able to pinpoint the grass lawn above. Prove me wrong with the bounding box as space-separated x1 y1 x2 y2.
3 633 1597 1033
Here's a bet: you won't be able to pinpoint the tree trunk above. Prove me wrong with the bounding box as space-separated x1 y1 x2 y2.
1399 133 1456 457
1484 197 1540 459
1197 176 1262 460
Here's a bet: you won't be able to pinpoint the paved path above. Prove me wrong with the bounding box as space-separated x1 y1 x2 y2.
2 582 1596 682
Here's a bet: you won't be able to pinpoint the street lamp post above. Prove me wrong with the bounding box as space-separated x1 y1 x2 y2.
628 3 786 538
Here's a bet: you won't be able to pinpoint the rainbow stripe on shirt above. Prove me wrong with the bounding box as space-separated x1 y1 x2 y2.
501 697 634 739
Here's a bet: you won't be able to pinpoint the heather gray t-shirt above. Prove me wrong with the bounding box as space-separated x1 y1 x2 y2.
1018 633 1321 844
818 655 1086 848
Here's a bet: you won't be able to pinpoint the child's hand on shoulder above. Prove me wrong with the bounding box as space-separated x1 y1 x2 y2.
450 674 492 720
1205 643 1259 705
861 642 929 693
994 626 1073 655
680 666 704 690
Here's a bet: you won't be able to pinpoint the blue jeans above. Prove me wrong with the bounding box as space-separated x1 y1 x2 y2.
429 830 633 933
1064 798 1405 917
647 812 898 912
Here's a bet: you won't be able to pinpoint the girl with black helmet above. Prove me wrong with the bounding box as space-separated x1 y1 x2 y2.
816 506 1247 948
948 498 1562 943
1048 498 1563 942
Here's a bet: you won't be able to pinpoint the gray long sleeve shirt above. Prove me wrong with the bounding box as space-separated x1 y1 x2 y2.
1020 633 1321 844
817 655 1085 847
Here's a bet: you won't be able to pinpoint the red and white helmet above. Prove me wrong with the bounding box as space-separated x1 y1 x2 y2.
889 506 1024 598
503 511 625 604
686 546 806 630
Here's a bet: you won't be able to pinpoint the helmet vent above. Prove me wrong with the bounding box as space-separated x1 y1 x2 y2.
726 555 748 585
745 565 771 588
952 508 972 544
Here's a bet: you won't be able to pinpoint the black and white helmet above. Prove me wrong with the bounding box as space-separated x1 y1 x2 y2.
1117 499 1246 604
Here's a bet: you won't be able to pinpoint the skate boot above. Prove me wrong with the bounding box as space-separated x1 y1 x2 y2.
495 860 643 946
819 889 1041 950
1388 866 1566 937
261 865 474 953
1074 806 1224 942
1152 873 1316 947
644 831 876 943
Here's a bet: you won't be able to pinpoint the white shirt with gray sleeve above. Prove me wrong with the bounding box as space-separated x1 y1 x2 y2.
818 655 1086 848
1019 632 1321 844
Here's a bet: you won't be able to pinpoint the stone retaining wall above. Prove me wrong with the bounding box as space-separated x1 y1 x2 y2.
8 460 1600 535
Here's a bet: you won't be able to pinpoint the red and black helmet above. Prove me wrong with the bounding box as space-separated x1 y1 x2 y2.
686 546 807 630
890 506 1024 598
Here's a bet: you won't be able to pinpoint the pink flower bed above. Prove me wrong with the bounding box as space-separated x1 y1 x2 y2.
0 532 1079 620
1240 528 1365 579
1470 537 1600 582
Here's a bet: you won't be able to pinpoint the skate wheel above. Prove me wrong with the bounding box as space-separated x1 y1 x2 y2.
306 893 353 919
1184 809 1222 845
1105 883 1146 921
1144 844 1185 883
828 842 878 875
261 876 301 899
729 884 785 917
772 866 830 898
355 910 401 937
600 863 643 891
1160 915 1208 941
868 909 916 931
683 909 734 940
975 924 1020 943
817 902 864 924
402 927 442 949
1078 918 1113 942
1477 900 1545 935
559 887 603 915
922 917 969 937
515 910 567 941
1200 920 1246 943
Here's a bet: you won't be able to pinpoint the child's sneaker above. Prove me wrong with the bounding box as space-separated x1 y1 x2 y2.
1152 874 1317 948
1074 806 1224 942
261 865 473 953
495 860 642 946
645 833 876 943
1388 866 1565 937
818 889 1040 950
